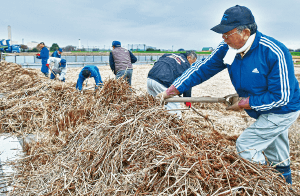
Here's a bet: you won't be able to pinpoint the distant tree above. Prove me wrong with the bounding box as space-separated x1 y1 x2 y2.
28 48 39 52
50 43 59 51
20 44 28 52
146 48 160 52
63 45 76 52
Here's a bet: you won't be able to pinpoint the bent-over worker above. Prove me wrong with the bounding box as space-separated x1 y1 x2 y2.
46 57 67 81
76 65 103 91
147 51 197 118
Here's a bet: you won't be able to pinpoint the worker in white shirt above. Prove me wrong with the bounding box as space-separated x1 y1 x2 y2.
46 57 67 82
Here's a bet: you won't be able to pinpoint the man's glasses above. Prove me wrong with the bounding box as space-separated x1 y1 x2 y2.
222 31 238 39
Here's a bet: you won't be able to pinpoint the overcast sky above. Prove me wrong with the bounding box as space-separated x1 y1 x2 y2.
1 0 300 51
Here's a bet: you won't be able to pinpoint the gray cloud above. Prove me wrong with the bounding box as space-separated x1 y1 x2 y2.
1 0 299 50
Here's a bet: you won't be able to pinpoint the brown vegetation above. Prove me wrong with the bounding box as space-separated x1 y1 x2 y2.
0 62 299 195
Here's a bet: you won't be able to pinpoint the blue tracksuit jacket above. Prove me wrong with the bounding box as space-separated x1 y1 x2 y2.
37 47 49 73
76 65 103 90
148 53 192 97
173 31 300 119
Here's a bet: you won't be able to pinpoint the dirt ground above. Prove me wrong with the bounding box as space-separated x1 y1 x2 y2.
33 63 300 189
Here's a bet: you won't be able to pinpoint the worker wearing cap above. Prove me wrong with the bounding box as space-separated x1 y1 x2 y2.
147 51 197 119
36 42 50 77
46 57 67 82
109 41 137 85
158 5 300 184
51 48 63 58
76 65 103 91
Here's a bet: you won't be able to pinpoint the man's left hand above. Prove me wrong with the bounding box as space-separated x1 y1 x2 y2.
226 97 251 111
226 97 243 111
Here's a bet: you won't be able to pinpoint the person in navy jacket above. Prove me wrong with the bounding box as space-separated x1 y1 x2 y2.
76 65 103 91
51 48 63 58
158 5 300 184
36 42 49 77
147 51 197 118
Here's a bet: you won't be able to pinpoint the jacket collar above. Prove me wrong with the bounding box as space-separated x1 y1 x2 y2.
249 31 261 51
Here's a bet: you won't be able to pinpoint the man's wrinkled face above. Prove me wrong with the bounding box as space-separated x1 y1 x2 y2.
222 28 250 49
187 57 197 65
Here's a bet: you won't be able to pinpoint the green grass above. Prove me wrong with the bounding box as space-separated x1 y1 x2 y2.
291 52 300 56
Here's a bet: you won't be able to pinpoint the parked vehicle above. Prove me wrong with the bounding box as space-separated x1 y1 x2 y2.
0 39 20 53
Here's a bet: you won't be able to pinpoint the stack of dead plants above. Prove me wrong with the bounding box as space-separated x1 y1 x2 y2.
0 62 298 195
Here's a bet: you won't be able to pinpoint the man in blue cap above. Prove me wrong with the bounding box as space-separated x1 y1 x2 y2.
46 57 67 81
76 65 103 91
36 42 50 77
109 41 137 85
157 5 300 184
51 48 63 58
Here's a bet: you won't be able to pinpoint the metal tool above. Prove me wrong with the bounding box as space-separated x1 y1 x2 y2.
46 64 57 80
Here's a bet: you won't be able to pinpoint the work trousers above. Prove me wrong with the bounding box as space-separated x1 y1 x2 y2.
147 78 182 119
236 111 300 166
116 69 133 86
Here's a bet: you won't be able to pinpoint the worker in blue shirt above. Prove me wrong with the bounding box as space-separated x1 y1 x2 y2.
36 42 49 77
76 65 103 91
51 48 63 58
158 5 300 184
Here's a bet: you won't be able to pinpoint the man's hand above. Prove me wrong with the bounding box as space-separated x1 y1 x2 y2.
185 102 192 108
46 64 50 68
226 97 243 111
226 97 251 111
59 75 65 81
156 91 171 106
156 91 169 100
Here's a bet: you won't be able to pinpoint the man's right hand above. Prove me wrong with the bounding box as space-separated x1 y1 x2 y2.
156 91 173 106
156 91 169 100
46 64 50 68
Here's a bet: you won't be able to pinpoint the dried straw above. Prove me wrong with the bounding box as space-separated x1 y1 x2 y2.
0 62 298 195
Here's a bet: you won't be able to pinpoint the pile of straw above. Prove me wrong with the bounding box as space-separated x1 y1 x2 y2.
0 62 298 195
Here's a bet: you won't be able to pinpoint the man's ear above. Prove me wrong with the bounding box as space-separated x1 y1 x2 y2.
243 29 251 40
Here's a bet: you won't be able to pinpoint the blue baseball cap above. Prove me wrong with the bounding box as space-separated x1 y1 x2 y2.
60 59 66 67
211 5 255 34
112 41 121 47
58 48 63 52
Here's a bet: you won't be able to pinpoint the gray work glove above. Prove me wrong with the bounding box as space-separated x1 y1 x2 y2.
156 91 173 106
